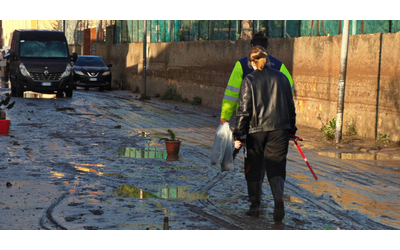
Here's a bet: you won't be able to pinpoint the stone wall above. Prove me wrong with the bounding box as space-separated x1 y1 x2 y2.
91 32 400 141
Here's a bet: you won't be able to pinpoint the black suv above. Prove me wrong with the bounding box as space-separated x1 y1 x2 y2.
73 55 112 91
6 30 77 97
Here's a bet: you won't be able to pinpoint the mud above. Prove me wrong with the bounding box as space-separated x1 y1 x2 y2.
1 87 400 231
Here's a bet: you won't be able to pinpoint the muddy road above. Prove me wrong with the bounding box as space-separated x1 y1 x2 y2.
1 88 399 230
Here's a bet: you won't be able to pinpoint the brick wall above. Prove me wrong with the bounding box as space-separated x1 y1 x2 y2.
93 32 400 141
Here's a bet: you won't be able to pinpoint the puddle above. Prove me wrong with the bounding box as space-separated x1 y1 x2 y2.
318 151 395 161
72 163 106 176
121 146 168 160
75 166 101 175
23 91 57 99
51 171 65 179
113 185 209 200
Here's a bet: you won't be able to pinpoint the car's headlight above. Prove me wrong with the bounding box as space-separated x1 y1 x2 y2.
102 71 111 76
74 70 84 76
19 63 31 77
61 64 72 78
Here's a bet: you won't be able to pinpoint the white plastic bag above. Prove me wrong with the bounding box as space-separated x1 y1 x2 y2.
211 122 234 171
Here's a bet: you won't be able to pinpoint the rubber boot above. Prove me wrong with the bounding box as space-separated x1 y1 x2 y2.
269 176 285 222
260 167 266 195
248 168 265 202
246 181 262 216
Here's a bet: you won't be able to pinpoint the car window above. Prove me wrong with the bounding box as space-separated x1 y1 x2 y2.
20 40 68 58
75 57 106 67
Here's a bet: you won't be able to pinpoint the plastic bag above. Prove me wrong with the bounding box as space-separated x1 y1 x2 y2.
211 122 234 171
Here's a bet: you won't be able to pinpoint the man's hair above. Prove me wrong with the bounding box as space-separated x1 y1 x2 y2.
250 31 269 49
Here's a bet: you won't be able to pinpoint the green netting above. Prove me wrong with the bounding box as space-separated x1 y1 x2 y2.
213 20 231 40
150 20 157 43
199 20 209 40
392 20 400 33
164 20 172 42
115 20 121 44
364 20 390 34
286 20 300 37
254 20 267 34
173 20 180 41
268 20 283 38
126 21 134 43
114 20 400 44
323 20 341 36
158 20 165 42
180 20 190 41
348 20 361 35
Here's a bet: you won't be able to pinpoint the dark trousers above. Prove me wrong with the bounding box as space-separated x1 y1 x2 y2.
244 130 289 182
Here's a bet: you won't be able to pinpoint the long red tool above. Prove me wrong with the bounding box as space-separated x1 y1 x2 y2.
289 135 318 180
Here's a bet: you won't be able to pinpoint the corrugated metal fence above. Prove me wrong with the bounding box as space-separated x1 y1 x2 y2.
113 20 400 44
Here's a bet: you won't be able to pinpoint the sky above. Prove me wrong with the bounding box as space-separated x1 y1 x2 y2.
4 0 397 21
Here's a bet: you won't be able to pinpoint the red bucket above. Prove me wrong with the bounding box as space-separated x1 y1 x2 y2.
0 119 10 134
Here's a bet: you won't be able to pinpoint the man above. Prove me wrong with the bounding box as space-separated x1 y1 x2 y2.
220 31 293 125
233 46 296 221
221 32 295 217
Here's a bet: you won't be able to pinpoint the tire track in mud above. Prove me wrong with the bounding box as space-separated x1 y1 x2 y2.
184 203 244 230
39 192 69 230
285 180 397 230
185 171 246 230
42 90 400 230
286 150 400 229
188 170 298 230
96 95 292 229
81 91 219 135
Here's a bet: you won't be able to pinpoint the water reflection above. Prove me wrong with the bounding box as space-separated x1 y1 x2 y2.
121 146 168 160
166 154 179 161
51 171 65 179
114 185 209 200
75 166 101 175
23 91 56 99
318 151 395 161
70 162 105 167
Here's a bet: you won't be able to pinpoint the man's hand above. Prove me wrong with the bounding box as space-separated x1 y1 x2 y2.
220 118 227 125
234 140 242 149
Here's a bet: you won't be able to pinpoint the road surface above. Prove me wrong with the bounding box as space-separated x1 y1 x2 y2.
1 88 399 231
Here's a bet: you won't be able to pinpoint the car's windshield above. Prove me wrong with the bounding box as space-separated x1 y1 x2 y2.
75 57 106 67
20 40 68 58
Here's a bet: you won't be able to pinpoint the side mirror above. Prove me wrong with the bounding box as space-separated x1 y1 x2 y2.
71 52 78 62
107 63 112 67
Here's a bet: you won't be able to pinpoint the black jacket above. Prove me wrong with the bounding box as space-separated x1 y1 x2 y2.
233 66 296 140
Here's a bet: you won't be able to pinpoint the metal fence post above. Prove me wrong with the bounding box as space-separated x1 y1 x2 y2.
142 20 147 95
335 20 350 143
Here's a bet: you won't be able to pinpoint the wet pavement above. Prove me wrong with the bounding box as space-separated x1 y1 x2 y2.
1 85 400 231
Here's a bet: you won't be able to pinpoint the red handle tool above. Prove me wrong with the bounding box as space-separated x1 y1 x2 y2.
289 134 318 180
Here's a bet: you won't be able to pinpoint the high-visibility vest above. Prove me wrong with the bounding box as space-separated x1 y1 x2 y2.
220 55 294 121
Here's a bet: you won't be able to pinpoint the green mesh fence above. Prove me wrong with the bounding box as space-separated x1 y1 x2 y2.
392 20 400 33
114 20 400 44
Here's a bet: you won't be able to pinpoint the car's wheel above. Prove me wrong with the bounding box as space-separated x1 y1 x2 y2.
65 89 73 98
106 84 112 91
16 86 23 97
85 87 89 91
3 71 9 82
99 87 104 92
12 79 24 97
56 91 64 97
10 80 16 97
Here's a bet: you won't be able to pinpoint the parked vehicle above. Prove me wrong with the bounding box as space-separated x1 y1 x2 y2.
73 55 112 91
6 30 77 97
0 47 10 83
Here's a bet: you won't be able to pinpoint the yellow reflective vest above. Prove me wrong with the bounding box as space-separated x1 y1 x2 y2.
220 55 294 121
